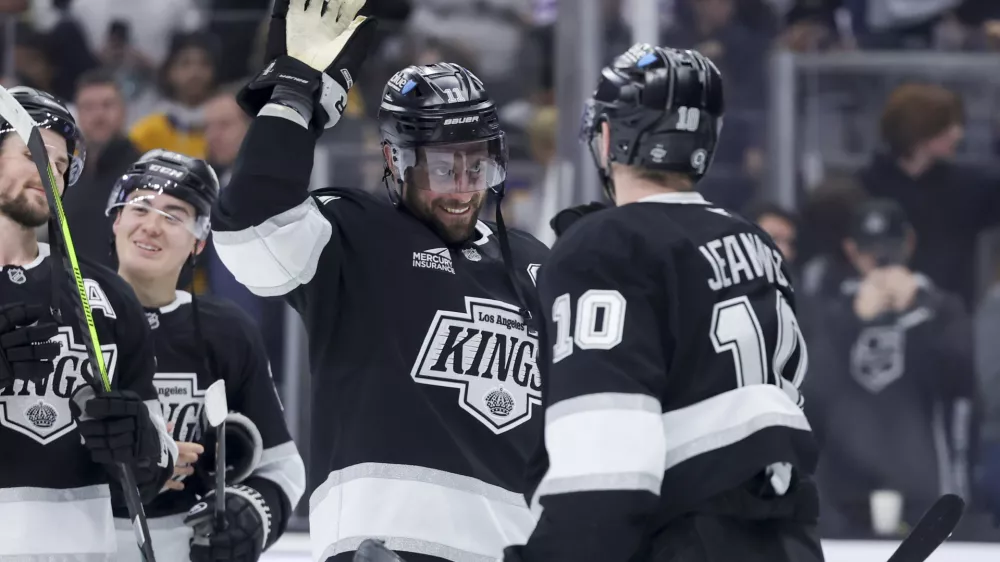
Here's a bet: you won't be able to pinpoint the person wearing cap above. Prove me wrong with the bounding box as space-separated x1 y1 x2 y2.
802 198 975 537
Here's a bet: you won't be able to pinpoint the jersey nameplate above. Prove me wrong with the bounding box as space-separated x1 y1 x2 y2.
411 297 542 434
0 326 118 445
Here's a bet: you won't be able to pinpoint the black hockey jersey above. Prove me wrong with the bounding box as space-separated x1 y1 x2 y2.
513 192 818 562
211 116 549 561
0 243 174 558
111 291 305 544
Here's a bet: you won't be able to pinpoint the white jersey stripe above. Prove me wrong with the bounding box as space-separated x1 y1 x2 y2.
0 484 115 558
212 197 332 297
309 463 536 562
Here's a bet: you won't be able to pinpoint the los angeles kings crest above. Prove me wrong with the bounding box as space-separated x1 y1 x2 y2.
412 297 542 434
0 326 118 445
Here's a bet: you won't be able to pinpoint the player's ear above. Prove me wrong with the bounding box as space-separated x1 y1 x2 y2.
600 121 611 169
193 239 207 257
382 143 399 182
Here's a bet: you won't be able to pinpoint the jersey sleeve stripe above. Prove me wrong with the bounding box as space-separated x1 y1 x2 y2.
0 484 115 555
212 198 332 297
309 463 535 562
663 385 811 471
542 392 666 495
251 441 306 510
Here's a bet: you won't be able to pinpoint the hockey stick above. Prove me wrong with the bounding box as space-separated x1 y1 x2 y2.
0 86 157 562
886 493 965 562
203 379 228 529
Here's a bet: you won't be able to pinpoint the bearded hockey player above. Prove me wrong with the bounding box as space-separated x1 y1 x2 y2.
210 0 548 560
504 45 823 562
0 87 175 558
101 149 306 561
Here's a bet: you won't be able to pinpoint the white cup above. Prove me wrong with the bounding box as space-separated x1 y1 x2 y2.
870 489 904 536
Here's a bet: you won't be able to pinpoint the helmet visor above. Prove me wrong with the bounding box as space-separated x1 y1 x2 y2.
106 174 211 239
0 110 87 186
396 137 507 194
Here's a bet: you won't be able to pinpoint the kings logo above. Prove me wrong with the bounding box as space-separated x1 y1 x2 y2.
0 326 118 444
412 297 542 434
154 373 205 442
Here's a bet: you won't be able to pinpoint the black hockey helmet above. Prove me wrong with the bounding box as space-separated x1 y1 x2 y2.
0 86 86 187
378 62 507 203
105 149 220 240
582 43 724 201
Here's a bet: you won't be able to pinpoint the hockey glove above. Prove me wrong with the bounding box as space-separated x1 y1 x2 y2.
198 412 264 486
238 0 378 131
550 202 610 238
70 386 163 466
185 484 271 562
0 303 60 390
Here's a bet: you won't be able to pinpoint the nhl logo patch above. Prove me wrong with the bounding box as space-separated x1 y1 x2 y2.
7 267 26 284
146 311 160 330
462 247 482 262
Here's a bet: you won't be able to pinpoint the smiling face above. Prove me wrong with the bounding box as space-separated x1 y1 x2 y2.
112 189 203 279
0 128 69 228
387 140 502 244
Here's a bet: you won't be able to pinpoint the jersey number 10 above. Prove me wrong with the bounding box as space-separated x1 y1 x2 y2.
551 289 807 405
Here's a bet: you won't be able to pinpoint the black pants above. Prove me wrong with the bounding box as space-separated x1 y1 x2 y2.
648 514 825 562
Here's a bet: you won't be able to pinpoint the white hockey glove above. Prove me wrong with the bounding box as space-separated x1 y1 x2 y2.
238 0 378 132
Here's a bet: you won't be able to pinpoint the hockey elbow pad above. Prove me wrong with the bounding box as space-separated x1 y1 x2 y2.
199 412 264 486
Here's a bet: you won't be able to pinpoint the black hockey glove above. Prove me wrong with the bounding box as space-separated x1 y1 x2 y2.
185 484 272 562
198 412 264 486
550 202 610 238
238 0 378 132
0 303 60 390
70 386 162 466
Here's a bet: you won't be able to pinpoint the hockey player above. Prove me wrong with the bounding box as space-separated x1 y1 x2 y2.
505 45 823 562
210 0 549 560
103 149 306 561
0 87 176 557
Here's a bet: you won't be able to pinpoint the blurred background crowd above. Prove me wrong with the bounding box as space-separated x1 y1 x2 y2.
4 0 1000 543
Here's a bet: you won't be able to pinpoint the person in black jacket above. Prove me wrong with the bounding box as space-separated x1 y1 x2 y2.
64 68 141 269
804 198 975 538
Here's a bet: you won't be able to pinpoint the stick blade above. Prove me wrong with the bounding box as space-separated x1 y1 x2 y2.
204 380 228 427
886 494 965 562
0 86 38 143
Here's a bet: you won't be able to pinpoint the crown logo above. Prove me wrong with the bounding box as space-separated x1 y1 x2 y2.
26 400 58 428
484 385 515 417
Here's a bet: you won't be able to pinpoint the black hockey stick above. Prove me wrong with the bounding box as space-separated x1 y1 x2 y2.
886 493 965 562
0 86 157 562
203 380 228 529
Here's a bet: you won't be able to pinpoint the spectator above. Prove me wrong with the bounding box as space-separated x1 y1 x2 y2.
46 0 98 100
798 174 870 301
804 199 975 538
13 24 55 92
63 69 142 269
749 202 799 266
858 83 1000 309
129 32 219 157
975 254 1000 521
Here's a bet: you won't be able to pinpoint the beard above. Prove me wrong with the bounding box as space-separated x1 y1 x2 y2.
404 187 487 245
0 190 48 228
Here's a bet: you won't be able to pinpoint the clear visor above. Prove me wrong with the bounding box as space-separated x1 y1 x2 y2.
106 175 210 240
396 138 506 194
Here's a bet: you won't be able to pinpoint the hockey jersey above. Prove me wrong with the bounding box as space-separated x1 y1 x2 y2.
111 291 305 546
0 243 174 558
211 116 549 561
512 193 818 562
